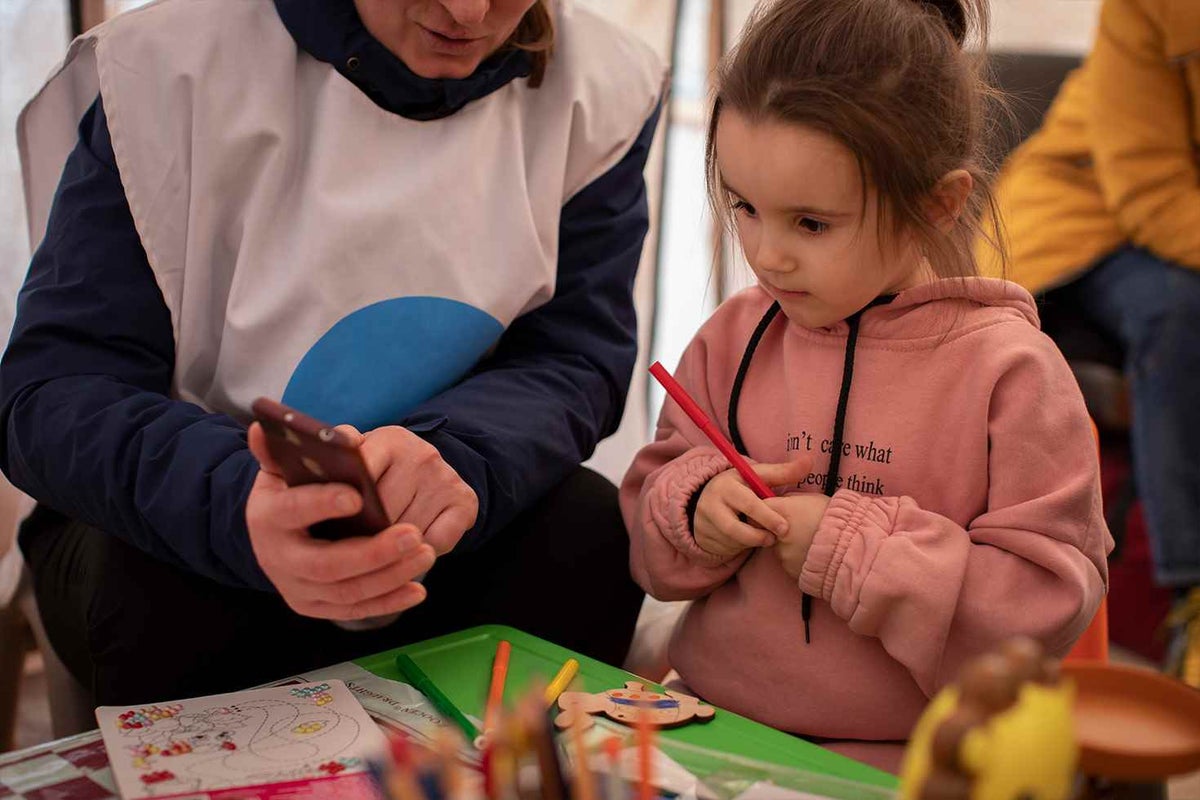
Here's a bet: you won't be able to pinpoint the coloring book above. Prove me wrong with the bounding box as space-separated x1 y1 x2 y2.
271 661 479 760
95 680 388 800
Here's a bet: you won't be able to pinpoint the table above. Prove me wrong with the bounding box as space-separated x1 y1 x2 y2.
0 626 898 800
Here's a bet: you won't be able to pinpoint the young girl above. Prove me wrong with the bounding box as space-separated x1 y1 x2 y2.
621 0 1111 767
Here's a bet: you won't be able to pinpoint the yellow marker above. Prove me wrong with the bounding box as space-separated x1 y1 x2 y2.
543 658 580 708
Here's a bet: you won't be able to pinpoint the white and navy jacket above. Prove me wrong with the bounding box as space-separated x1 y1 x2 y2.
1 0 664 590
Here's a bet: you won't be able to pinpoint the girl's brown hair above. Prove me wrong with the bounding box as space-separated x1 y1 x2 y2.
705 0 1005 279
509 1 556 88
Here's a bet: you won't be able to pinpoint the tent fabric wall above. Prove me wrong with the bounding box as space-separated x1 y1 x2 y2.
0 2 69 607
579 0 678 485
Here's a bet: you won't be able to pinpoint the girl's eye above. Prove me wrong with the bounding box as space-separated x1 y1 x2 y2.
798 217 828 234
732 199 757 217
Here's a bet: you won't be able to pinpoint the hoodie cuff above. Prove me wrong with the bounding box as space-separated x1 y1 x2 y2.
646 447 732 566
800 490 888 602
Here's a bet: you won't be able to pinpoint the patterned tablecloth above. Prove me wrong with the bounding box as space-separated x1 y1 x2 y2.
0 732 115 800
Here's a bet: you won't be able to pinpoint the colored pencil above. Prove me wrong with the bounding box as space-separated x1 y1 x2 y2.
567 714 598 800
649 362 773 499
433 730 463 800
385 734 423 800
652 360 817 642
518 694 567 800
636 707 654 800
602 737 624 800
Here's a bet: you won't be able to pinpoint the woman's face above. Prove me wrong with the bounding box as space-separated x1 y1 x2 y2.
355 0 539 79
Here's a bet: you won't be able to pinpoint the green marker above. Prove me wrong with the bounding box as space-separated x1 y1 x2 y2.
395 653 481 744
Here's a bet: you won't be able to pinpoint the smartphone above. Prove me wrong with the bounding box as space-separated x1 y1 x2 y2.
251 397 390 540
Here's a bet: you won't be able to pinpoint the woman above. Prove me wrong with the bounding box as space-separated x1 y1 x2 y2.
3 0 664 704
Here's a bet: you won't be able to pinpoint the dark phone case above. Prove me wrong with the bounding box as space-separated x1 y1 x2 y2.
251 398 390 540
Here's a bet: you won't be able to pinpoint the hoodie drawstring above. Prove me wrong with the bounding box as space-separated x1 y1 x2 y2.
729 295 895 645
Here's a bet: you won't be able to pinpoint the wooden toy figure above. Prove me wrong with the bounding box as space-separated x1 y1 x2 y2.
554 682 715 731
900 638 1078 800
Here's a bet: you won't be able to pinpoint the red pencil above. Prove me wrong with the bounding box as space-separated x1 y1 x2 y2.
651 361 815 643
649 362 774 499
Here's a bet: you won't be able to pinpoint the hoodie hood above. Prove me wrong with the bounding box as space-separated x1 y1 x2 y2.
816 277 1042 343
884 277 1040 325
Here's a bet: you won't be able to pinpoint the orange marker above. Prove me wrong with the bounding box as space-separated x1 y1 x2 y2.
478 640 512 748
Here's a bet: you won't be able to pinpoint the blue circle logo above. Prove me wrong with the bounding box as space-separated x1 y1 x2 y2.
283 296 503 430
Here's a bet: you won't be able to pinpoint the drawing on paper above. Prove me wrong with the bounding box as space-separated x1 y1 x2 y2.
96 681 385 799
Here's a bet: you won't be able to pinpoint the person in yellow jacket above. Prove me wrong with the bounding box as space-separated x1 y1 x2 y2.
981 0 1199 686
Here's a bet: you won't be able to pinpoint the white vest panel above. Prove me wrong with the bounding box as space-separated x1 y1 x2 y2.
18 0 664 430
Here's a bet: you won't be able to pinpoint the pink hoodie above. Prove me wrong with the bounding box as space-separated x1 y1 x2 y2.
621 278 1111 745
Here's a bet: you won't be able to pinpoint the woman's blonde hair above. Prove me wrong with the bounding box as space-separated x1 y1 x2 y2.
706 0 1007 278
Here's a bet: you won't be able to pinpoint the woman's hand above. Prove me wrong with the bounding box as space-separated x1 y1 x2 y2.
693 457 811 559
765 493 831 579
356 425 479 556
245 422 435 621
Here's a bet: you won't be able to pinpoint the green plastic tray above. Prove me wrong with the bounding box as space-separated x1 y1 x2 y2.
354 624 897 791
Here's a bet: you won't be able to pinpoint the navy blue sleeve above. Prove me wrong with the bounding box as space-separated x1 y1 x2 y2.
0 98 269 590
400 100 664 551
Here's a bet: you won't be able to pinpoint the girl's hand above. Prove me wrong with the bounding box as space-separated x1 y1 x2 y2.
693 457 812 559
765 494 831 579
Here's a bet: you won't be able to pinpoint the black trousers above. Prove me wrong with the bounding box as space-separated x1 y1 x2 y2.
20 467 643 706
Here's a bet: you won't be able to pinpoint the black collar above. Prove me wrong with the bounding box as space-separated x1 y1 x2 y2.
274 0 533 120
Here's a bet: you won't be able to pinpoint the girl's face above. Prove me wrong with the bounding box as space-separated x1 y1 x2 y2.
355 0 538 80
715 110 929 330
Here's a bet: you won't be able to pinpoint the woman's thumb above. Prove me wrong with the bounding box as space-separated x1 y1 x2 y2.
333 423 365 446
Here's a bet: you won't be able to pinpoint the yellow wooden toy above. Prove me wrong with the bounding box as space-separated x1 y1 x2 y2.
900 638 1078 800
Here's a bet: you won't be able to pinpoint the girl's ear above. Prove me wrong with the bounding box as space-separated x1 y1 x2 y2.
926 169 973 232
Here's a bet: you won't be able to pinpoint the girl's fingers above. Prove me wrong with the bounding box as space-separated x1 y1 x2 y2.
727 483 789 537
711 504 776 548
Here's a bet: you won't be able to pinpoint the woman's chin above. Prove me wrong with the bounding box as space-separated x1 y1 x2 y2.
404 53 483 79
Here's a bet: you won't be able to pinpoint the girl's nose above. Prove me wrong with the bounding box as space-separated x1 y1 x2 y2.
440 0 490 26
754 229 796 275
